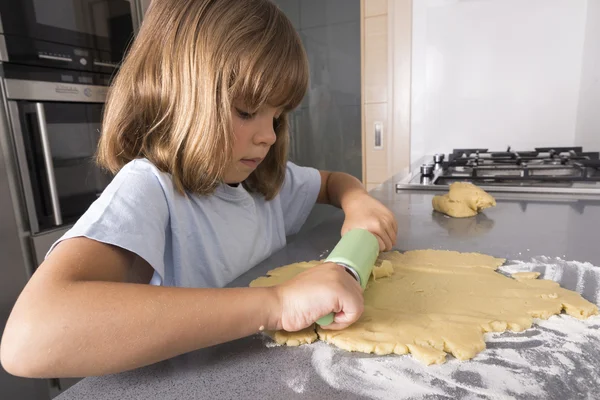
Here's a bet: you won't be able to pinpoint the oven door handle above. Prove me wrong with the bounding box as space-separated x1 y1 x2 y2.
34 103 63 226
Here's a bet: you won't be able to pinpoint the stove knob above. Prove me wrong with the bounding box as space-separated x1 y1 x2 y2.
433 154 445 164
420 163 434 177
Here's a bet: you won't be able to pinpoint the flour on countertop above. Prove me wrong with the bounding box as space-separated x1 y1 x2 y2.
264 340 280 348
303 257 600 400
283 369 309 394
499 256 600 306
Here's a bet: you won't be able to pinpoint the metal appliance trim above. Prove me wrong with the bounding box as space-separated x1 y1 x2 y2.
397 155 600 195
7 101 40 233
127 0 142 34
0 81 37 278
35 103 62 226
396 181 600 195
4 79 108 103
93 60 118 68
31 226 71 267
38 54 73 62
0 34 7 62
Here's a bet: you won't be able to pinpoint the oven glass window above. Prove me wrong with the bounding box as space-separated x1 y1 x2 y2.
32 0 132 42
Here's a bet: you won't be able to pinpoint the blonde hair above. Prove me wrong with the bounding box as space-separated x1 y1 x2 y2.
97 0 308 200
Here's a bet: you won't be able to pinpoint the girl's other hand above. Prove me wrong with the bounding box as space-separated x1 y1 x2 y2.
341 193 398 251
272 263 364 331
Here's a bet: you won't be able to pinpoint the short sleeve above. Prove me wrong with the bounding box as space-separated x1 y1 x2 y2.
278 161 321 236
46 160 169 278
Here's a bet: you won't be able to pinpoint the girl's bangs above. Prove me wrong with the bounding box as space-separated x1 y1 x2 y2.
230 28 308 112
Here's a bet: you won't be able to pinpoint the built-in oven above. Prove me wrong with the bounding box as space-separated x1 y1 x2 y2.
0 0 138 269
0 0 139 72
2 62 112 267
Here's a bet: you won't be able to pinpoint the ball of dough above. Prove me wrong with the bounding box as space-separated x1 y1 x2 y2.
433 182 496 218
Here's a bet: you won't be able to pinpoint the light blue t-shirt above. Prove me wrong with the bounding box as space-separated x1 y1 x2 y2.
47 159 321 288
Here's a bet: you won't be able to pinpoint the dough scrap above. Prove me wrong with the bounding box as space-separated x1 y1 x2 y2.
269 327 318 346
511 271 541 281
433 182 496 218
250 250 598 365
372 260 394 280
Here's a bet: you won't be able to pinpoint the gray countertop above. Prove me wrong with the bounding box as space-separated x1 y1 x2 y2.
57 177 600 400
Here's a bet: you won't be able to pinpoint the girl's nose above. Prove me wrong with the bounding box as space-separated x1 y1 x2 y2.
254 119 277 146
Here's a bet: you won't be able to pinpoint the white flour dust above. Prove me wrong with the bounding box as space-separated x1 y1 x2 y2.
283 369 309 394
499 257 600 306
303 257 600 399
319 250 330 259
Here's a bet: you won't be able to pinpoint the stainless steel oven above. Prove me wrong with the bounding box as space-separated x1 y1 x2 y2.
3 63 112 266
0 0 138 268
0 0 139 72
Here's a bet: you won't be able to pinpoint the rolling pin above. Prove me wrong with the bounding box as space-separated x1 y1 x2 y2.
316 228 380 326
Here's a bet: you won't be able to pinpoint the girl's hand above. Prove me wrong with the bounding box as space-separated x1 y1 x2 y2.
342 193 398 251
272 263 364 331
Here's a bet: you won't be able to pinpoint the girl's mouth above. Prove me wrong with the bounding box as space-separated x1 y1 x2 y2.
240 158 262 168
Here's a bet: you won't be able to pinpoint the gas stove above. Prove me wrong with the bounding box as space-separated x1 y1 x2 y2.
396 147 600 194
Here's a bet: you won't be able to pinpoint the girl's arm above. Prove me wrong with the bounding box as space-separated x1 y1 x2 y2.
317 171 398 250
0 237 362 378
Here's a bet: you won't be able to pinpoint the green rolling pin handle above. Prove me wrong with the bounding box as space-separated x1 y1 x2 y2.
316 313 335 326
316 263 361 327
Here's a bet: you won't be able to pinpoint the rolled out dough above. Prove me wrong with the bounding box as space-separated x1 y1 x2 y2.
250 250 598 365
433 182 496 218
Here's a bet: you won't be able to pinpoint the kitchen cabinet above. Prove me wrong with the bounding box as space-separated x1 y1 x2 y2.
363 0 412 189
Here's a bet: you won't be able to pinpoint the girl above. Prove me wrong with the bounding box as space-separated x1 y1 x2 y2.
1 0 397 378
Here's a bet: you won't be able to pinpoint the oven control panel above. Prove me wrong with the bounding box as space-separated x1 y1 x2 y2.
1 34 121 74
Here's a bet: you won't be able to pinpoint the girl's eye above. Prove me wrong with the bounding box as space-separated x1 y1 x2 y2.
236 108 254 120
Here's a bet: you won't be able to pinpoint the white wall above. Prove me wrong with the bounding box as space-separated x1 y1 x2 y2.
576 0 600 149
411 0 588 166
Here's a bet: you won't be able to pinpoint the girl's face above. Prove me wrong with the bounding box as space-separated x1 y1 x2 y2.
224 102 282 184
